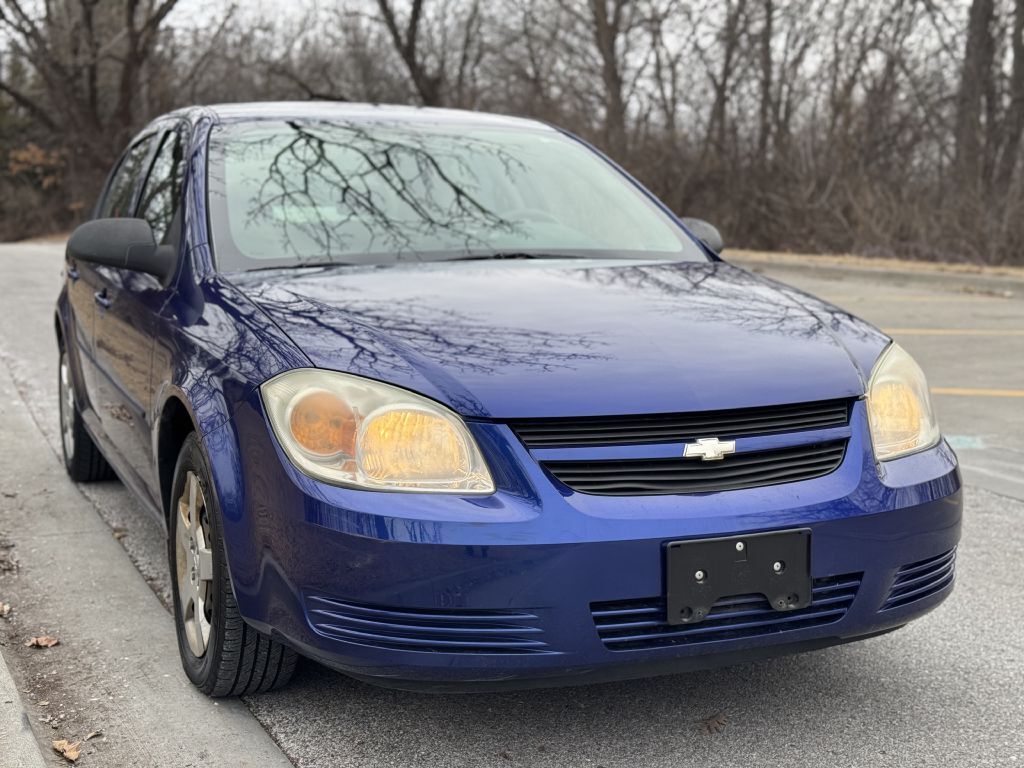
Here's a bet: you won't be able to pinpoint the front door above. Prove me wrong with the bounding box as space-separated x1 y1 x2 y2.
92 127 184 497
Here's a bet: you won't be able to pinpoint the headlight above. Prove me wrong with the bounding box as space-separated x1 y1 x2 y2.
866 344 940 461
261 369 494 493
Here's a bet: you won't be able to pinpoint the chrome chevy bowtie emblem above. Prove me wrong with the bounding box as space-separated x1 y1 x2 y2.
683 437 737 461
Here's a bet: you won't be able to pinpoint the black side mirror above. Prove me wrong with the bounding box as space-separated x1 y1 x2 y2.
67 218 175 282
681 218 724 253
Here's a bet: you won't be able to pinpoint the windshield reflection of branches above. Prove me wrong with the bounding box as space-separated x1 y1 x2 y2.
236 121 526 263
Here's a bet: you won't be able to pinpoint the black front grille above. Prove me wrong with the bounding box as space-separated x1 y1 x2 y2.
542 440 847 496
509 399 851 448
882 548 956 610
592 574 861 651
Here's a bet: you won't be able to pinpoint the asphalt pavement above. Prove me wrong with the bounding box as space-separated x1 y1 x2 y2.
1 242 1022 767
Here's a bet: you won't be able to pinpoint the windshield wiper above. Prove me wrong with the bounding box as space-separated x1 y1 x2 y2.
441 252 591 262
239 261 359 274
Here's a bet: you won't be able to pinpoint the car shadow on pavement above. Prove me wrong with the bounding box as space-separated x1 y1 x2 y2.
243 628 954 768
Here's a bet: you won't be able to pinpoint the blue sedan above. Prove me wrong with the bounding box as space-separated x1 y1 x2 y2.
55 102 961 695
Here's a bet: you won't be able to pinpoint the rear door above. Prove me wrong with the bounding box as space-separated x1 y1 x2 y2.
91 126 185 497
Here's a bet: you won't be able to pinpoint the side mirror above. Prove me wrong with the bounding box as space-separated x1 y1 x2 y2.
681 217 724 254
67 218 175 282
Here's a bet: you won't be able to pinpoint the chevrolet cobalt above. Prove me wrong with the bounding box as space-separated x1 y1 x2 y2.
55 103 961 695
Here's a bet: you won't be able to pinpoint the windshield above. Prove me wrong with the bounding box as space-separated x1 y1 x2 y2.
207 119 707 270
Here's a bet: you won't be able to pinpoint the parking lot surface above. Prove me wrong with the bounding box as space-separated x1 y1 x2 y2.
1 242 1022 767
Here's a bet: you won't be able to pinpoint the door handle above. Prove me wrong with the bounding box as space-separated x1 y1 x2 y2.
93 290 112 309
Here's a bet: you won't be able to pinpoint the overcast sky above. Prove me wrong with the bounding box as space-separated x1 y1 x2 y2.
168 0 313 25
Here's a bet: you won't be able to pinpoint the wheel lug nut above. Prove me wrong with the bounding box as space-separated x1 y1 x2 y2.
694 570 706 581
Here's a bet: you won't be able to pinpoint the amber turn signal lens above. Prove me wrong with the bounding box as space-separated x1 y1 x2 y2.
359 408 469 483
288 389 356 458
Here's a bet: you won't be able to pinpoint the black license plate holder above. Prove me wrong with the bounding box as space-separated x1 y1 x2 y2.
665 529 811 626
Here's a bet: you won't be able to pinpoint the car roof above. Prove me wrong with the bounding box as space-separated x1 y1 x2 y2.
165 101 556 132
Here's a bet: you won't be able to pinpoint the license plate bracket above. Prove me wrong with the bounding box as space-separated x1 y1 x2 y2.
665 529 811 626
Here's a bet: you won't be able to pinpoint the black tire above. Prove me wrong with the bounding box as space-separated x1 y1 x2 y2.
58 348 115 482
168 433 297 697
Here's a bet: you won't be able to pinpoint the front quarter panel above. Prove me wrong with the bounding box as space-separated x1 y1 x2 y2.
151 261 310 442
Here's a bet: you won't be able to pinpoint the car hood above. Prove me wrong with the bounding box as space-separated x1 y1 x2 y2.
229 259 889 419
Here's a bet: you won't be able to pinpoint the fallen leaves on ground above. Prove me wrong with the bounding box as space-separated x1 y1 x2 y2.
0 602 10 618
25 635 60 648
52 739 81 762
697 711 728 734
51 731 100 763
112 527 127 541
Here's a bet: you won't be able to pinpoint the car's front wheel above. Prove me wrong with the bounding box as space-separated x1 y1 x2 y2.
168 433 297 696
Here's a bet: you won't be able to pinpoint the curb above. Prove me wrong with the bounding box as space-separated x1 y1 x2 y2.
728 254 1024 299
0 646 49 768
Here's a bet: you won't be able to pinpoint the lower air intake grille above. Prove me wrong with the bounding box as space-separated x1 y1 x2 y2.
304 594 554 655
591 574 861 651
882 548 956 610
543 440 847 496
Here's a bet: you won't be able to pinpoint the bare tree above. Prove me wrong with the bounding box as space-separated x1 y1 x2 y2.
587 0 631 157
0 1 180 165
2 0 1024 265
376 0 442 105
954 0 997 190
997 0 1024 193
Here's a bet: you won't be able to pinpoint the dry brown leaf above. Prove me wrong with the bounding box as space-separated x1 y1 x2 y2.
25 635 60 648
0 602 11 618
52 739 81 762
697 711 728 734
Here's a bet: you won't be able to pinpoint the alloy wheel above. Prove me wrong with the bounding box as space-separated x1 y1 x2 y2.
175 470 214 657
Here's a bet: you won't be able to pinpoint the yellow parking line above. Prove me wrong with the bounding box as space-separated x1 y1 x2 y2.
828 295 1007 303
931 387 1024 398
884 328 1024 336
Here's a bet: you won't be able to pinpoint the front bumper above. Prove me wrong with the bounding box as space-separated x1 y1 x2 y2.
206 397 962 690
